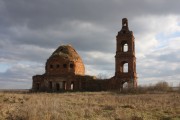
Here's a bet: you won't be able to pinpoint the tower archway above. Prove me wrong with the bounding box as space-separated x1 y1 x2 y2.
120 41 128 52
123 63 128 73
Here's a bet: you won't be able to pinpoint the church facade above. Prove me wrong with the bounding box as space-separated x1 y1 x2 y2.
32 18 137 92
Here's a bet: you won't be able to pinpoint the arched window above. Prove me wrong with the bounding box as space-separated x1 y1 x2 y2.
63 64 67 68
56 64 60 68
50 64 53 69
70 63 74 68
123 43 128 52
121 42 128 52
123 63 128 73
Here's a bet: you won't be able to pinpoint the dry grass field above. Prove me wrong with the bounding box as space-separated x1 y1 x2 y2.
0 91 180 120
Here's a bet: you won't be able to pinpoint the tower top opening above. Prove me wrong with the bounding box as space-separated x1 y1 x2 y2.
122 18 128 27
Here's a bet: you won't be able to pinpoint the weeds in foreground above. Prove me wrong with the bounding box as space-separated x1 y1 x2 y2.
0 91 180 120
0 82 179 120
120 81 178 94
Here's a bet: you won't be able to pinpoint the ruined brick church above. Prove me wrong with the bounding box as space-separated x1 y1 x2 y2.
32 18 137 92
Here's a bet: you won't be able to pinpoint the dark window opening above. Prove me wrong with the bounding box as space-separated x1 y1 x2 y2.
50 64 53 68
63 64 67 68
63 81 66 90
123 30 126 34
56 64 60 68
49 81 52 89
70 64 74 68
81 82 86 90
56 83 60 91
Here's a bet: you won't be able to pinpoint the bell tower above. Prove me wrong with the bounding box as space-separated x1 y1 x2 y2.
115 18 137 88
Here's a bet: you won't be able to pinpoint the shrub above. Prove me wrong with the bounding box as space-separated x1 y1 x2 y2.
117 81 173 94
154 81 171 92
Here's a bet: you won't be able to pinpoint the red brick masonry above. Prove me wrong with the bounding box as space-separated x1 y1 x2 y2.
32 18 137 92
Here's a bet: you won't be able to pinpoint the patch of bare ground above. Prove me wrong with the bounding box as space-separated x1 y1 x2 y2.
0 92 180 120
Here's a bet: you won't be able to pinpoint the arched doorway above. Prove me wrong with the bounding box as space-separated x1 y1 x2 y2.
123 82 128 89
71 82 74 90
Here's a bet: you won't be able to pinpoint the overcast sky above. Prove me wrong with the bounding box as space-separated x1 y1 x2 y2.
0 0 180 89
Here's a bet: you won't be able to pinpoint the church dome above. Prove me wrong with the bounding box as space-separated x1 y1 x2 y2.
45 45 85 76
50 45 80 60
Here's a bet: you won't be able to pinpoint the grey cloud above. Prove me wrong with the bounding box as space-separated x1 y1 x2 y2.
1 0 179 51
144 47 180 63
0 21 116 54
2 0 180 30
0 44 52 63
0 63 44 89
152 51 180 63
137 48 180 79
